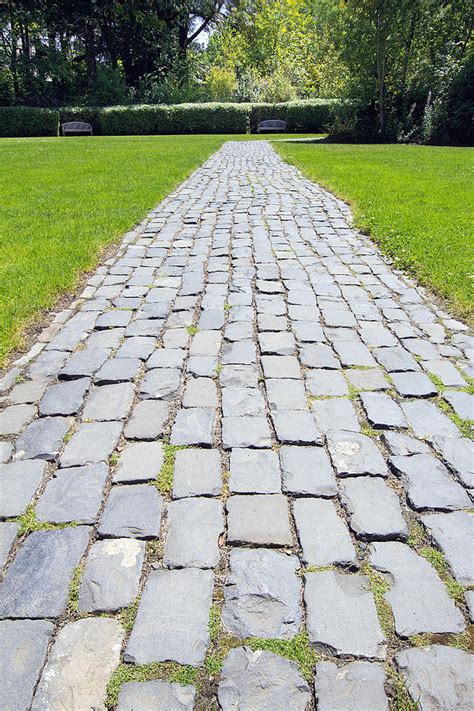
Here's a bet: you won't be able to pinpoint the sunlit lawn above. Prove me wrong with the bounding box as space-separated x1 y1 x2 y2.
276 141 473 321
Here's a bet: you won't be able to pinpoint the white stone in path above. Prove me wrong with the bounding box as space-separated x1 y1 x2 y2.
32 618 123 711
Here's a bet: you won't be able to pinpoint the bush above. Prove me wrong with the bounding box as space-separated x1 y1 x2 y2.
0 106 59 137
249 100 337 133
98 105 175 135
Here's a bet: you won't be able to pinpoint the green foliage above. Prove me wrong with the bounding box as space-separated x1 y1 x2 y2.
157 444 186 494
106 662 198 708
0 107 59 137
247 629 320 682
418 546 465 604
59 107 103 135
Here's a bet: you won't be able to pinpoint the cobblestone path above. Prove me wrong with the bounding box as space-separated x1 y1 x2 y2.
0 141 473 710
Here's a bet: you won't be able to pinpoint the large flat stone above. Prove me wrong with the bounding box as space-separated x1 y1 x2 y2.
0 459 46 518
170 407 216 446
82 383 135 421
163 498 224 568
15 416 71 461
60 421 122 466
431 435 474 488
36 463 107 523
327 431 388 477
222 416 272 449
98 484 162 539
0 620 54 711
401 400 459 440
222 548 301 639
421 511 474 585
229 448 281 493
395 645 474 710
79 538 145 612
0 522 18 568
305 570 386 659
32 618 123 711
0 526 90 618
369 542 465 636
227 494 293 546
294 498 356 566
314 660 388 711
340 477 408 540
172 448 222 498
312 397 360 433
0 404 36 435
125 568 213 665
39 378 90 415
390 454 470 511
280 445 337 496
124 400 169 440
139 368 181 400
272 410 323 445
360 392 407 429
218 647 311 710
116 681 196 711
114 442 163 483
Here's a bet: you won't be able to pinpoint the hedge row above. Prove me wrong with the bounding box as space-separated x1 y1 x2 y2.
0 100 338 137
0 107 59 137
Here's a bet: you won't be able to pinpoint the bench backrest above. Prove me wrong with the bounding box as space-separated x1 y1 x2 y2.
62 122 92 131
258 119 287 128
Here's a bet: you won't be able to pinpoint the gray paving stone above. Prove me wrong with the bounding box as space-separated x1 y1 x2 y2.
266 378 307 410
98 484 162 539
95 309 132 329
229 448 281 494
187 354 218 377
190 330 221 355
222 548 301 638
294 498 356 566
258 331 296 355
8 378 49 405
82 382 134 421
373 346 420 372
218 647 311 710
116 336 156 360
395 645 474 709
430 435 474 488
36 463 107 524
0 459 46 517
0 526 90 618
312 397 360 433
402 400 461 440
148 348 185 369
173 448 221 498
0 522 18 567
60 421 122 466
442 390 473 420
182 377 217 407
227 494 293 546
117 681 196 711
0 440 13 463
0 403 36 435
261 355 301 379
333 340 376 367
59 347 110 379
258 314 289 332
360 392 407 429
114 442 163 483
314 660 388 711
139 368 181 400
299 343 339 369
170 407 215 445
421 511 474 585
305 570 386 659
293 321 325 342
360 325 397 348
422 359 466 387
39 378 90 415
125 568 213 665
306 370 348 396
345 367 389 391
390 371 437 397
0 620 54 711
280 445 337 496
163 497 224 568
369 542 465 636
272 410 322 445
381 431 430 456
222 416 272 449
390 454 470 511
32 618 124 711
15 415 71 461
327 431 388 477
222 340 256 364
340 477 408 540
219 364 259 388
222 385 266 417
78 538 145 612
94 357 141 384
124 400 169 440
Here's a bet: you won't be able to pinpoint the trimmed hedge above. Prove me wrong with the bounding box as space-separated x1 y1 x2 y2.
60 106 102 134
249 100 338 133
0 107 59 137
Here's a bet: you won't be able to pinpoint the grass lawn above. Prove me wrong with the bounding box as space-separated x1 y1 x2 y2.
276 141 474 321
0 133 320 365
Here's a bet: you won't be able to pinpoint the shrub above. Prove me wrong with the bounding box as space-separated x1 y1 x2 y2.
249 100 337 133
0 106 59 137
98 105 175 135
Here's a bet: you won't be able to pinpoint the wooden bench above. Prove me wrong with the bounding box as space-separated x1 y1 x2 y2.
62 121 93 136
257 119 287 133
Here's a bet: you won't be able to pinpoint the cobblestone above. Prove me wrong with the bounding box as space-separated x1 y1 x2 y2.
1 140 472 706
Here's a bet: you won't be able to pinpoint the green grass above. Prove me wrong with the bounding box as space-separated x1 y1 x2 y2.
0 133 319 365
275 142 474 320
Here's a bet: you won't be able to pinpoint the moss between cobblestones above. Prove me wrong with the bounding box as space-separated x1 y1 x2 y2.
360 562 395 636
156 444 186 494
360 423 380 438
13 504 78 536
418 546 466 605
118 594 141 632
106 662 198 708
246 629 321 682
385 663 419 711
186 325 199 335
437 399 473 440
407 520 427 549
67 564 85 613
408 631 471 651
